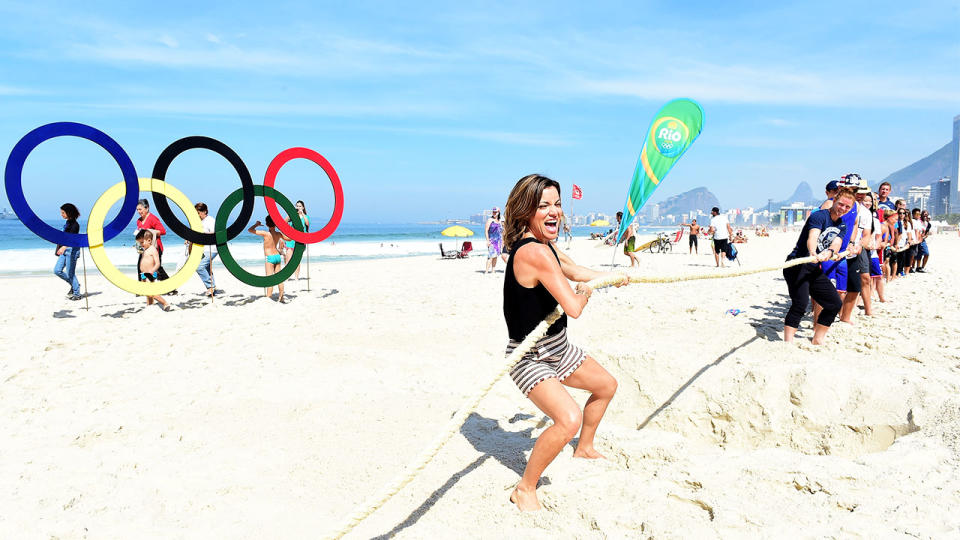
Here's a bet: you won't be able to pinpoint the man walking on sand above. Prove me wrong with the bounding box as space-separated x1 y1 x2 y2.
707 207 733 267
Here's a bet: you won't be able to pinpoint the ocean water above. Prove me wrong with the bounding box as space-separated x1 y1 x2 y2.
0 218 676 275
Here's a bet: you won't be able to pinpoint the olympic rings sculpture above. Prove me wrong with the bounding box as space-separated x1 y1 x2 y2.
4 122 344 297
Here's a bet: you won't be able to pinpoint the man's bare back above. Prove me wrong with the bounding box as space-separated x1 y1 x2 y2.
261 227 284 255
248 218 290 302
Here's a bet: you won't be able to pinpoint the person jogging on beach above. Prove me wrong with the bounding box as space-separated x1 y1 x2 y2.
501 174 626 512
782 187 853 345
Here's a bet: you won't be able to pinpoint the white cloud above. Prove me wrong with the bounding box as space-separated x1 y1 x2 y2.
374 126 573 147
760 118 797 127
561 63 960 107
62 30 455 78
0 84 46 96
158 35 179 48
67 42 302 70
15 9 960 110
79 98 457 119
75 98 568 145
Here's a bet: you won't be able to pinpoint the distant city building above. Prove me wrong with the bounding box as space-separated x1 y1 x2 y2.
931 177 952 216
906 186 931 211
953 115 960 208
470 210 491 224
779 202 815 226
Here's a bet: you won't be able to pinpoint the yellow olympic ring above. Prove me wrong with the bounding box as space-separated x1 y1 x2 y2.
88 178 204 296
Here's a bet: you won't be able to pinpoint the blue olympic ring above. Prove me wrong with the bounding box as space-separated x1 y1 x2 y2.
4 122 140 247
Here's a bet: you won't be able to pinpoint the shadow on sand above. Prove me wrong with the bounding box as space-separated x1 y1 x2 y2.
637 335 760 430
372 412 549 538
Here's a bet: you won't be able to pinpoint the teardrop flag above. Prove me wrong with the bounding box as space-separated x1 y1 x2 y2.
616 98 703 242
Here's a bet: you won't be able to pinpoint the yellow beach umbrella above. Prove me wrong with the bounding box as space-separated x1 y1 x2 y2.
441 225 474 237
589 219 610 227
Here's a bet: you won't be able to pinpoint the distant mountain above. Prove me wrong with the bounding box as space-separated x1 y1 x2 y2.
759 181 821 211
656 186 719 216
879 140 956 197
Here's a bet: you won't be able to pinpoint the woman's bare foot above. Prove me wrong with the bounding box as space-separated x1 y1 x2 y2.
510 486 541 511
573 447 606 459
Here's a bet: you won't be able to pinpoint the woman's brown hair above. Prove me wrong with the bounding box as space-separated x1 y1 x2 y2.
503 174 560 252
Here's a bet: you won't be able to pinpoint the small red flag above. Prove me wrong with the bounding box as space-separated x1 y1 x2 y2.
572 184 583 200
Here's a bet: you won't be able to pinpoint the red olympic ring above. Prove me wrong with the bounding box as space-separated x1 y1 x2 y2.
263 147 344 244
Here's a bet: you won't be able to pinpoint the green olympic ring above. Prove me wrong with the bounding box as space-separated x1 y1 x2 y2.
216 185 306 288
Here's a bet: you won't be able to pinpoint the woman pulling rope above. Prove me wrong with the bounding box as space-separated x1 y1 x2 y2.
327 214 829 538
782 186 855 345
502 174 628 511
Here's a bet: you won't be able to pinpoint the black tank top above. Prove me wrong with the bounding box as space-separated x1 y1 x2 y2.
503 237 567 341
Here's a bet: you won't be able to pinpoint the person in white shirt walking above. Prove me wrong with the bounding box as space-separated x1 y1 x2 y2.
187 202 219 297
707 207 733 267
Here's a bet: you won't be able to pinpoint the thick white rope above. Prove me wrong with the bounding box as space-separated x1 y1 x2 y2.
324 252 832 539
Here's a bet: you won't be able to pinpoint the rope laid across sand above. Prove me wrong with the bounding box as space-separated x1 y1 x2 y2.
324 252 829 539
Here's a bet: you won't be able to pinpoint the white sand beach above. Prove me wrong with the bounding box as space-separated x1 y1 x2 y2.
2 231 959 538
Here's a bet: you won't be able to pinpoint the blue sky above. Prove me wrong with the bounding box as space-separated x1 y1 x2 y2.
1 1 958 224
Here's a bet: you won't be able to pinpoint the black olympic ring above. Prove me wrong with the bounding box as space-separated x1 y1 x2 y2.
151 136 255 245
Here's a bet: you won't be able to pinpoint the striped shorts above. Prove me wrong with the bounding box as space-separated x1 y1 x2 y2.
505 328 586 396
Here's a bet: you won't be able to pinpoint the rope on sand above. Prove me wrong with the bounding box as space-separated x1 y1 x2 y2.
324 252 829 539
324 307 564 540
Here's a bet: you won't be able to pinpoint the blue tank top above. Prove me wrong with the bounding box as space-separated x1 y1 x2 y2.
838 204 856 251
285 214 309 247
